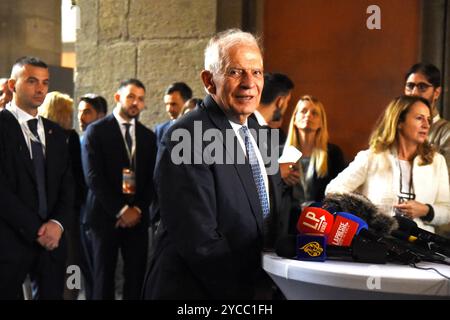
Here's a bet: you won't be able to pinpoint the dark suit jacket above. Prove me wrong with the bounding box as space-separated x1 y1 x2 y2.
144 95 282 299
0 109 73 265
154 120 172 149
81 114 157 229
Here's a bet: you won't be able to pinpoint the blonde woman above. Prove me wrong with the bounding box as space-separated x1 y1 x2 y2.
326 95 450 232
39 91 86 299
280 95 345 233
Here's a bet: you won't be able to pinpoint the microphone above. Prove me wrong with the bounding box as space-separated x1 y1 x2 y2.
395 215 450 248
296 207 334 235
296 234 327 261
393 215 450 258
275 234 296 258
274 234 386 264
293 207 334 262
275 234 327 261
323 192 398 236
333 210 443 264
327 213 360 246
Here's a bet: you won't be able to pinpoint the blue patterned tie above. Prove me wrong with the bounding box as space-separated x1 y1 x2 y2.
239 126 270 218
27 119 47 220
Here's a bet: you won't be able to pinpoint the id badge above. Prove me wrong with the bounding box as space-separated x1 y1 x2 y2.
122 168 136 195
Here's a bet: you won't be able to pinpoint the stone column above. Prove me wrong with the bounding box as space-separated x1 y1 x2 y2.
0 0 61 77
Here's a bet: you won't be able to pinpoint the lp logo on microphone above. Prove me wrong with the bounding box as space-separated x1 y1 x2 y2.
302 211 328 233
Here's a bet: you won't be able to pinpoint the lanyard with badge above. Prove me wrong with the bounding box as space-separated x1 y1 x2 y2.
122 124 136 196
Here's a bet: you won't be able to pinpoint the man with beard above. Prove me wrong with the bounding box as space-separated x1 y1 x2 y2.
0 56 73 299
254 72 294 154
81 79 157 299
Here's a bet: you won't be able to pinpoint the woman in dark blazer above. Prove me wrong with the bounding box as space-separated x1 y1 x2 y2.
279 95 346 234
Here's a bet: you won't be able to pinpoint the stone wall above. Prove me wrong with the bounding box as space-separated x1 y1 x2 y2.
75 0 221 128
0 0 61 77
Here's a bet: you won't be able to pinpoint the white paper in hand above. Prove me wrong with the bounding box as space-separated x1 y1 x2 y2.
278 145 302 163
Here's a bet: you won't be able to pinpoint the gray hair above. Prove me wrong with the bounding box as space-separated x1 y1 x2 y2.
204 28 262 75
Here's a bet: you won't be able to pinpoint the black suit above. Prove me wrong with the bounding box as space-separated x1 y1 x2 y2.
143 95 282 299
81 114 157 299
0 109 74 299
154 120 172 149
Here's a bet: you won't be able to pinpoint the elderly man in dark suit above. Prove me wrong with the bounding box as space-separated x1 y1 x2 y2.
82 78 157 300
0 56 74 299
143 29 282 300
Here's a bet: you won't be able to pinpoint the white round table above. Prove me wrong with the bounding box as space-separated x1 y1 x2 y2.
263 252 450 299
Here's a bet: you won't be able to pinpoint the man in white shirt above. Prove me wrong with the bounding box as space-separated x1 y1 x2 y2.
81 78 157 299
0 56 74 299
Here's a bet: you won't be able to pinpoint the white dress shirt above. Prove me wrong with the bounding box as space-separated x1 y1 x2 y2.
229 119 270 205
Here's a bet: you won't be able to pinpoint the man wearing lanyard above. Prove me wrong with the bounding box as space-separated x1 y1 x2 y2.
81 78 157 299
0 56 74 299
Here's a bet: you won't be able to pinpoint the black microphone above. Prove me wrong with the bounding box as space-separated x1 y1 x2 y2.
323 193 446 263
392 228 450 259
275 234 296 258
274 234 387 264
395 215 450 248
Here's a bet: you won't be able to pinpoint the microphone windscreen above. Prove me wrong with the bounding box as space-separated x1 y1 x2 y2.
323 192 398 236
327 214 359 246
296 234 327 261
297 207 334 235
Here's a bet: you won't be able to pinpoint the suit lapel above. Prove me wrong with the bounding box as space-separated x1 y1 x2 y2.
43 119 59 186
4 110 36 182
204 96 264 233
108 115 130 164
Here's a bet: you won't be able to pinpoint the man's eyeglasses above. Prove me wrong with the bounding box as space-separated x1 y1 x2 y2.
405 82 433 93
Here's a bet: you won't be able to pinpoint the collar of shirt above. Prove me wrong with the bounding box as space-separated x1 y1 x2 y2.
229 119 248 155
253 110 268 126
6 101 46 150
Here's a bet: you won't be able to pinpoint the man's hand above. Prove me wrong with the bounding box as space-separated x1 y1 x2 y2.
36 221 63 250
115 207 142 228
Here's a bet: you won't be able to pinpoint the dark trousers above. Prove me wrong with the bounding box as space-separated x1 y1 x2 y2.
80 222 94 299
0 243 66 300
30 248 66 300
91 222 148 300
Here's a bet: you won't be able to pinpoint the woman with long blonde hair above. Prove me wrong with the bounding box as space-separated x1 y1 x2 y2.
280 95 345 233
326 95 450 232
39 91 87 299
